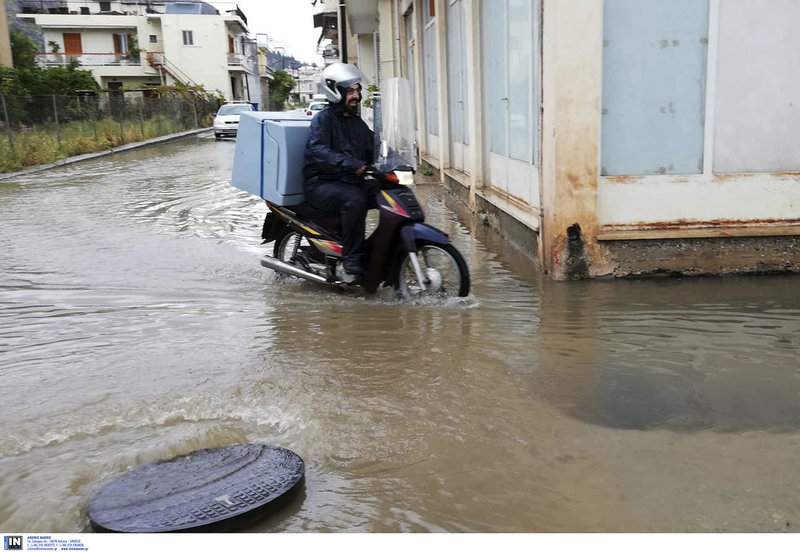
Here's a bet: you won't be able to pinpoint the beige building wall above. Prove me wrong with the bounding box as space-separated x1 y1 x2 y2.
0 4 12 68
540 0 603 278
359 0 800 279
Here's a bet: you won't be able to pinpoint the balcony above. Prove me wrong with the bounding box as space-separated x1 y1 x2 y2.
19 0 67 14
37 52 141 67
321 44 339 64
227 53 247 67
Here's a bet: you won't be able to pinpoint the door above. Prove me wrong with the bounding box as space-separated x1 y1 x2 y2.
63 33 83 57
404 9 417 133
447 0 469 173
481 0 540 207
422 0 439 159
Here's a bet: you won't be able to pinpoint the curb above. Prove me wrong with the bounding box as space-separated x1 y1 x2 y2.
0 127 211 181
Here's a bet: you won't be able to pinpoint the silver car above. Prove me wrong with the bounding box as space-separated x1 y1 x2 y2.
213 102 254 139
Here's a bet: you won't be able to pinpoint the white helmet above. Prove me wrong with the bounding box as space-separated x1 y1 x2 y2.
321 63 365 103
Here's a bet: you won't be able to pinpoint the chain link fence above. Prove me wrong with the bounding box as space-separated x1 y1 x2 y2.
0 93 221 173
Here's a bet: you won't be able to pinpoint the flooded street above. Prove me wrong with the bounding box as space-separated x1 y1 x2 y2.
2 134 800 533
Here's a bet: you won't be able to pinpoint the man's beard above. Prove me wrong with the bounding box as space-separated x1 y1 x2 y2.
343 96 361 115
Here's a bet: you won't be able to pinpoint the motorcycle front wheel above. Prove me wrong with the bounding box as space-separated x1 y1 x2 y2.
394 240 470 299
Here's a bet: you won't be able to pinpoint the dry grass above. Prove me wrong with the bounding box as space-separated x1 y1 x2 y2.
0 116 201 173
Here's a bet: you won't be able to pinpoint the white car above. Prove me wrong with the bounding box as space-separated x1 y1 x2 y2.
306 101 327 117
213 102 254 139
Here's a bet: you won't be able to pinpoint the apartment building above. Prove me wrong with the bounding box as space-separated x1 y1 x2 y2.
16 0 263 103
293 64 321 105
341 0 800 279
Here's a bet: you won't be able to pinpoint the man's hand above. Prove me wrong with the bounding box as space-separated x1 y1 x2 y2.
355 165 367 176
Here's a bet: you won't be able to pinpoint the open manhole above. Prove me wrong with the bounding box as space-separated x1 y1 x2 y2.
88 444 305 532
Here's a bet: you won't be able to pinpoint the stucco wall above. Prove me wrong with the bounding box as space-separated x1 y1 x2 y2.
160 14 231 97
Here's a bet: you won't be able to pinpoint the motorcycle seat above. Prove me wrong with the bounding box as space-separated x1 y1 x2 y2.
288 202 341 234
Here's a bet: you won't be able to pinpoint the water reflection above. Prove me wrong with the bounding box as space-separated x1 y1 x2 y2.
536 276 800 431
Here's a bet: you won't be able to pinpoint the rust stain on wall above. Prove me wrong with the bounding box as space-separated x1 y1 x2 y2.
603 173 800 184
603 218 800 232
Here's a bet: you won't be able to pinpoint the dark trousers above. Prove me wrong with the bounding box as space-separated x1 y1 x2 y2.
305 178 379 270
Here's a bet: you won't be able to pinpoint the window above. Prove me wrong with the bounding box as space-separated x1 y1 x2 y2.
113 33 129 55
99 1 111 11
217 104 254 116
80 7 89 14
601 0 708 175
182 30 194 46
713 2 800 172
149 35 157 43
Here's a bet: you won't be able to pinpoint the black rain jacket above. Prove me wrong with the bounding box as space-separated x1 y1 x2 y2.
303 104 374 186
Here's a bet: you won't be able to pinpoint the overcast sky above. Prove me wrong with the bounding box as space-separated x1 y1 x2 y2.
223 0 326 66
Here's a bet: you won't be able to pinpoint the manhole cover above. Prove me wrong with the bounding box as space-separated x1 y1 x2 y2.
88 444 305 532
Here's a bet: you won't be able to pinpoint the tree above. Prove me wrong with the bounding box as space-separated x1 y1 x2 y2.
10 30 37 71
38 62 99 95
269 70 296 111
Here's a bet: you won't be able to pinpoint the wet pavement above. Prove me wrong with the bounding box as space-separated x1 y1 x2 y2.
1 132 799 532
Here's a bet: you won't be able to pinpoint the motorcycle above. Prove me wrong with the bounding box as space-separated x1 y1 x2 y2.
259 166 470 299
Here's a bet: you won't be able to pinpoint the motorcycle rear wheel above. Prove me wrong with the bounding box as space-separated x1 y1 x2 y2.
395 241 470 299
273 228 313 280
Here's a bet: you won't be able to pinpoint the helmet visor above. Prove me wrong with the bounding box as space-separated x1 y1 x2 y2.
338 76 362 89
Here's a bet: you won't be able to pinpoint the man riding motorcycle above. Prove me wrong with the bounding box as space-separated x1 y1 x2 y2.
302 63 377 283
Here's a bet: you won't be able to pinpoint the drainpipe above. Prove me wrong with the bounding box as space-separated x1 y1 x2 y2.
339 1 348 62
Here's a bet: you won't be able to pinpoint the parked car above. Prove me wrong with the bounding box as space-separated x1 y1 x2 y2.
213 102 255 139
306 101 327 117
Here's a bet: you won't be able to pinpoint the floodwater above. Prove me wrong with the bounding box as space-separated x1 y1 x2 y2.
1 134 800 533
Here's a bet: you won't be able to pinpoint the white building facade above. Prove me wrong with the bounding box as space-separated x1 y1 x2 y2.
17 0 260 103
344 0 800 279
294 65 322 105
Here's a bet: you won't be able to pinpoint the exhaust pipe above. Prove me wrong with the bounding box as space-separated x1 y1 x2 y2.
260 255 329 284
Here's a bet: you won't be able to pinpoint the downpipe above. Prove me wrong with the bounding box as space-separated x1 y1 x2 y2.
260 255 329 284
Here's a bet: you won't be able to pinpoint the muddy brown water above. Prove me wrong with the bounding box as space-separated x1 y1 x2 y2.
1 134 799 532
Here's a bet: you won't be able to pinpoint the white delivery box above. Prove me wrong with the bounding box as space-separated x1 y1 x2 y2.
231 111 311 205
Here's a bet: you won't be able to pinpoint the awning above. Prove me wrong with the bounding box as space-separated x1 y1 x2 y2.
346 0 378 35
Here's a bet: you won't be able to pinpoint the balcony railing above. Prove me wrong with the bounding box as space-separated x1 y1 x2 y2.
227 53 246 67
37 53 142 67
146 52 198 87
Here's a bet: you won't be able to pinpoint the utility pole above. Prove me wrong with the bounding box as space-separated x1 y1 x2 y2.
338 1 347 63
0 2 13 68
